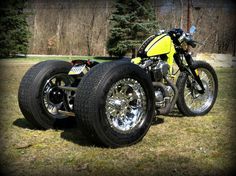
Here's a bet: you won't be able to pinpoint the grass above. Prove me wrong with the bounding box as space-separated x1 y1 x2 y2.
0 59 235 176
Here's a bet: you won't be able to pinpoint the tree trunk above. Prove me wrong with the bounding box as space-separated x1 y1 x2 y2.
131 48 136 58
233 35 236 56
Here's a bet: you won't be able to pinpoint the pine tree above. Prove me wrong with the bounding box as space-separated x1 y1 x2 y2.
0 0 31 57
107 0 158 57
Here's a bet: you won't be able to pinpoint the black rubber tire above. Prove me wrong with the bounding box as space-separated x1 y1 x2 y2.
18 60 75 129
74 61 155 147
176 61 218 116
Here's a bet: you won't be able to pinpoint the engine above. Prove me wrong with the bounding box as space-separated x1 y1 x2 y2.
149 60 175 108
152 60 169 81
155 85 174 108
139 58 175 110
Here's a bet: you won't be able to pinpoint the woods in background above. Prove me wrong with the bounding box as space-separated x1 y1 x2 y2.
1 0 236 57
0 0 31 57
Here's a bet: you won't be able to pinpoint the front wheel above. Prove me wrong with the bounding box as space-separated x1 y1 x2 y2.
176 61 218 116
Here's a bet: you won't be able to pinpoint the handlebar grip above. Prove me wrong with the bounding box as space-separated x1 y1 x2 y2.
188 40 196 48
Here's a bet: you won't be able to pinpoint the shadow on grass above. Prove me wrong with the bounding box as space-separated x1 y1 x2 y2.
60 128 94 146
152 108 183 125
152 117 164 125
13 118 36 130
13 108 184 148
13 117 93 147
53 117 77 129
164 108 184 118
13 117 78 130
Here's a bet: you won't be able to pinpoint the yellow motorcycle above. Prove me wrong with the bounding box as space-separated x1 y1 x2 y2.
18 26 218 147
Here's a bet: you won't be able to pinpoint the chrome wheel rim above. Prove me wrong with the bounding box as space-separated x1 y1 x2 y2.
42 74 73 119
184 68 215 114
105 78 147 134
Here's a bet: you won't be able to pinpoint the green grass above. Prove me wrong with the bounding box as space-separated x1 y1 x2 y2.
0 61 235 176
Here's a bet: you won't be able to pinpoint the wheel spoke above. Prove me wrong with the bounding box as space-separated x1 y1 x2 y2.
119 85 129 94
184 91 192 99
184 68 216 113
112 87 118 96
49 80 55 87
56 102 64 110
56 79 61 86
127 92 137 101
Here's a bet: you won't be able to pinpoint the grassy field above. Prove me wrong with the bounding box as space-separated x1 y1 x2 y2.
0 59 236 176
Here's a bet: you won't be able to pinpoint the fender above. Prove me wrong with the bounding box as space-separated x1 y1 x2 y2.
68 59 99 75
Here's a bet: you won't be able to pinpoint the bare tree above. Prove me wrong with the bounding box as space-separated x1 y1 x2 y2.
26 0 236 56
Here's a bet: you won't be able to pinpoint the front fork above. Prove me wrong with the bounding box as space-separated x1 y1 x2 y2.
174 53 205 94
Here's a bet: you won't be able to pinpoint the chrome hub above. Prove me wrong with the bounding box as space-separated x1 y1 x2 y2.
105 78 147 134
42 74 73 118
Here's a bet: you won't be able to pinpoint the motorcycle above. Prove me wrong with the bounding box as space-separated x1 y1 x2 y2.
18 26 218 147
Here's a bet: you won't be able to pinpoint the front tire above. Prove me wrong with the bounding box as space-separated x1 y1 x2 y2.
176 61 218 116
74 61 155 147
18 60 75 129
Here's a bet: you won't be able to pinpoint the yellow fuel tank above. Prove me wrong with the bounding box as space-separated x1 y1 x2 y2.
136 34 176 73
145 34 172 56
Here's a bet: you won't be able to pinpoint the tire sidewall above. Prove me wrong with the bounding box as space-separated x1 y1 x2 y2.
30 62 72 128
92 63 155 146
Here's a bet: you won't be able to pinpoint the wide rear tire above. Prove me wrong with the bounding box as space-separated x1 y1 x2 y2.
74 61 155 147
18 60 75 129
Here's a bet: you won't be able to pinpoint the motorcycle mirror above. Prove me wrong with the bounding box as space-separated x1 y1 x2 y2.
156 29 165 35
189 25 196 34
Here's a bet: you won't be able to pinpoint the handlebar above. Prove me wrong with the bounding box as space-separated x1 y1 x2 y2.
183 33 197 48
168 28 200 49
187 39 196 48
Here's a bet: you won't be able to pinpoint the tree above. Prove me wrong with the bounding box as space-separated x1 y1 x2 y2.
0 0 30 57
106 0 158 57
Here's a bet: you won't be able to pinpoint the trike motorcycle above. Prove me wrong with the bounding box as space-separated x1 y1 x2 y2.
18 26 218 147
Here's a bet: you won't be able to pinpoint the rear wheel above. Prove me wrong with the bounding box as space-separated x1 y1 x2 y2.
74 61 155 147
176 61 218 116
18 60 75 129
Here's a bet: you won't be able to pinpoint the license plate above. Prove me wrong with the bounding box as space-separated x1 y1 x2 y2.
68 64 86 75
